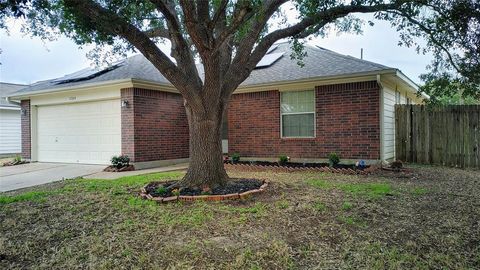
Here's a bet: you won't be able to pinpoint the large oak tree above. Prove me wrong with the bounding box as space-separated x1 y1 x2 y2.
1 0 479 188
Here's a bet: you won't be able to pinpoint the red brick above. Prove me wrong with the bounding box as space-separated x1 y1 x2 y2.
121 88 189 162
227 81 380 160
20 100 31 159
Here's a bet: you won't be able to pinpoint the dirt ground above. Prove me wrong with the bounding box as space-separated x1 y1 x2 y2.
0 165 479 269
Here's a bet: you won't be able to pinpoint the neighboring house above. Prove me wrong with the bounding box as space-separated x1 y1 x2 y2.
8 42 425 168
0 82 27 157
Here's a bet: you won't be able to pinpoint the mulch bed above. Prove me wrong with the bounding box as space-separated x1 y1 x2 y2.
2 160 29 166
226 160 368 170
103 165 135 172
224 163 378 175
141 178 268 203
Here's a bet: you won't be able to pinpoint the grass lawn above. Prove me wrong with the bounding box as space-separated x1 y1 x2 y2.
1 166 479 269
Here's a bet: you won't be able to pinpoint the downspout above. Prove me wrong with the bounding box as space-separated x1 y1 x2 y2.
376 74 385 165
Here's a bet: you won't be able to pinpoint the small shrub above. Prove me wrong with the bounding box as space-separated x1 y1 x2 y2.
278 155 289 166
231 153 240 163
327 152 340 167
111 155 130 169
155 186 168 196
13 155 22 163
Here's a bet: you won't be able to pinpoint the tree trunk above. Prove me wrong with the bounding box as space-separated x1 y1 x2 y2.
180 103 229 189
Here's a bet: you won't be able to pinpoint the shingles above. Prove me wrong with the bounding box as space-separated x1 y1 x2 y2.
10 42 393 97
0 83 27 107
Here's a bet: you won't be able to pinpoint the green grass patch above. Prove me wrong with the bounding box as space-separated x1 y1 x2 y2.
0 191 51 205
0 171 183 206
339 183 393 198
71 171 183 192
411 187 428 195
306 179 333 189
276 199 289 209
312 201 326 212
308 178 393 199
338 215 367 228
342 201 353 211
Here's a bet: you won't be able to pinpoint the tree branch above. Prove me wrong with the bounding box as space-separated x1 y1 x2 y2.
149 0 203 94
210 0 228 32
179 0 212 54
143 26 170 39
63 0 203 105
224 2 406 95
388 9 464 75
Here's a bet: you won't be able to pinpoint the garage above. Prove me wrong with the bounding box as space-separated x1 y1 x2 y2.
37 99 121 164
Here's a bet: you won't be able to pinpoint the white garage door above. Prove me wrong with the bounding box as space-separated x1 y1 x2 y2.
37 99 121 164
0 109 21 154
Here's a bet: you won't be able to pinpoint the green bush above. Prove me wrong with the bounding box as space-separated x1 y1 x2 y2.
278 155 289 166
327 152 340 167
155 186 168 196
13 155 22 163
111 155 130 169
231 153 240 163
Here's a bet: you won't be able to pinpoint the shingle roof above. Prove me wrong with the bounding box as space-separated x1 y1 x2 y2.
10 42 394 97
0 82 27 107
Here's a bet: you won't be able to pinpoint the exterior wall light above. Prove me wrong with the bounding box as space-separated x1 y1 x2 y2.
121 100 129 108
21 108 27 116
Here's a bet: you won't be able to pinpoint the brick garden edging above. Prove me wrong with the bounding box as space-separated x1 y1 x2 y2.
140 180 269 203
224 163 379 175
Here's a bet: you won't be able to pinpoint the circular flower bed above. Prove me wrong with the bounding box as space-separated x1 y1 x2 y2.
140 179 268 203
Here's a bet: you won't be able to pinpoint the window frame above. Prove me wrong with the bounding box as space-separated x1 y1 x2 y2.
280 90 316 139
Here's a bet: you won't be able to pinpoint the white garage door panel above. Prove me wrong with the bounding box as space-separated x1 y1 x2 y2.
37 99 121 164
0 109 21 154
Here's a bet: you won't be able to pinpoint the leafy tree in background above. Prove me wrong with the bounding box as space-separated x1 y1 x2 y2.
1 0 479 188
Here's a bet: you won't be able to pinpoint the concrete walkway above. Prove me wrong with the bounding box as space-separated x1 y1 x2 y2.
0 163 104 192
84 163 189 180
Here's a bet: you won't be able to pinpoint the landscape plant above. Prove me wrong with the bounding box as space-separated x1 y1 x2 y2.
328 152 340 167
111 155 130 169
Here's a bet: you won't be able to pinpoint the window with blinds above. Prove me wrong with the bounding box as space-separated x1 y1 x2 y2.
280 90 315 138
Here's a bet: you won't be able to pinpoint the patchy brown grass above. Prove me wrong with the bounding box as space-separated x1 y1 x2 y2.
0 166 479 269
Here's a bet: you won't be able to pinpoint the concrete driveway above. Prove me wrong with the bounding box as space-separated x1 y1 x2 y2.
0 163 104 192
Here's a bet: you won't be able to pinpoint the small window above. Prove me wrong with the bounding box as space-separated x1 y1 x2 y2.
281 90 315 137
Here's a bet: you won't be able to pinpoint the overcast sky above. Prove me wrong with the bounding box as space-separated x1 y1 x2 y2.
0 14 433 85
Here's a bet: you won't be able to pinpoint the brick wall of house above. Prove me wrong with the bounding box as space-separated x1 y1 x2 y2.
121 88 189 162
227 81 381 160
20 100 31 159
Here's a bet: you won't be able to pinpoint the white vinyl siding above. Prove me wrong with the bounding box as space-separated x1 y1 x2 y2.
281 90 315 138
37 99 121 164
382 87 396 161
0 109 21 154
382 86 420 161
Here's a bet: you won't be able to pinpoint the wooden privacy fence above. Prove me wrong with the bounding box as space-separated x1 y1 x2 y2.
395 105 480 168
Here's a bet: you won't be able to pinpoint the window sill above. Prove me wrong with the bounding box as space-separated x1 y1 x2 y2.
281 137 316 140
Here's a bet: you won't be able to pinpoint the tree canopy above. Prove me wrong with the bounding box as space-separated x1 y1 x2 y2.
1 1 478 99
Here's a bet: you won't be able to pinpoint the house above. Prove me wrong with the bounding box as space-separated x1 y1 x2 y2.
0 82 26 157
8 43 425 168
